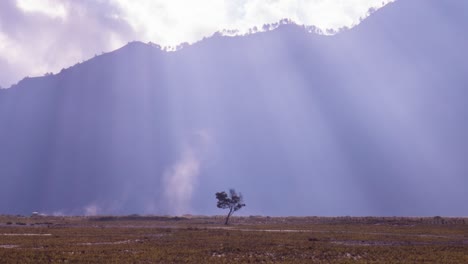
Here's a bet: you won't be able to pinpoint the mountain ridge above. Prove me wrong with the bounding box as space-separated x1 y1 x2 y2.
2 0 397 90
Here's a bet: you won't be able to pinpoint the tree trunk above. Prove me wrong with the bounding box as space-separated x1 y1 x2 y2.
224 208 233 225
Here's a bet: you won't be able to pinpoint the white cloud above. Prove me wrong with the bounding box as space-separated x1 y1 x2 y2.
16 0 67 20
0 0 135 88
0 0 394 88
111 0 395 46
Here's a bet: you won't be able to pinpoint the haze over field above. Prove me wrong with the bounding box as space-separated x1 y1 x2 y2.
0 0 467 217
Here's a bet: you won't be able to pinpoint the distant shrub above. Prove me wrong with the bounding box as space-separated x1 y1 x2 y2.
433 216 445 224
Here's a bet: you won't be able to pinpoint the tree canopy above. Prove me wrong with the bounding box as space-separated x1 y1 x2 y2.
215 189 246 225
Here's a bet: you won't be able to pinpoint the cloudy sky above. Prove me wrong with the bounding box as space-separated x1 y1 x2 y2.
0 0 394 88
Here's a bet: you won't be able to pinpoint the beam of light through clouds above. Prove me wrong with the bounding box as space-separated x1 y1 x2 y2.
0 0 467 216
0 0 394 88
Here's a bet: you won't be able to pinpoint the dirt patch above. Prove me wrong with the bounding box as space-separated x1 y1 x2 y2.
331 240 401 246
77 239 142 246
331 240 468 246
0 245 19 249
0 233 52 236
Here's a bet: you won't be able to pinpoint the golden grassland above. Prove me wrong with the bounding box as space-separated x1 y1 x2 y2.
0 215 466 263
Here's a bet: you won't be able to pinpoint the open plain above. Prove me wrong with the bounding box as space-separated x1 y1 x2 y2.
0 215 466 263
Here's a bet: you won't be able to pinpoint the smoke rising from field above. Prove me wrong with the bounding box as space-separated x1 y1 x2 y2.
162 130 213 215
84 204 100 216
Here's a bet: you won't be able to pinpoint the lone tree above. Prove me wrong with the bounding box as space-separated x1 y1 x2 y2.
215 189 246 225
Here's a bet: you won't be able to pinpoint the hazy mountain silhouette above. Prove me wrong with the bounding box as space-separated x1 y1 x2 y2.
1 0 467 216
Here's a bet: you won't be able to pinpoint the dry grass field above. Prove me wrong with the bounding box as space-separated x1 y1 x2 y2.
0 215 466 263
